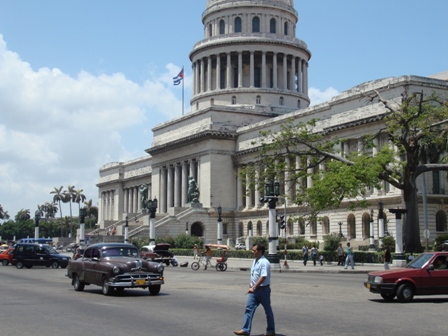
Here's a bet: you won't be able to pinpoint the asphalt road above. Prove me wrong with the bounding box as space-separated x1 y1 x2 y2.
0 264 446 336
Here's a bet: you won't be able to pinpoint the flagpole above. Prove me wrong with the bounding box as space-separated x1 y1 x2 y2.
182 66 184 116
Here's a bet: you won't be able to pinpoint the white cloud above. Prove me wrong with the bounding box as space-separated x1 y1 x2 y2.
0 35 183 219
309 86 340 106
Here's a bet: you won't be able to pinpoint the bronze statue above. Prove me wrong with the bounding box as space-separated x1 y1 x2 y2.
187 177 200 203
139 184 149 210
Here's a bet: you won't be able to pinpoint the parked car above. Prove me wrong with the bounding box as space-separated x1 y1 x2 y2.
139 243 174 266
65 243 77 252
364 252 448 303
67 243 165 296
12 243 71 269
0 247 14 266
235 243 246 250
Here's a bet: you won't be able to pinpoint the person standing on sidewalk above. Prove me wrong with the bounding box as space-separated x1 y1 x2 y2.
193 244 199 260
310 245 318 266
302 244 309 266
344 242 354 269
384 247 391 270
234 243 275 336
337 243 344 266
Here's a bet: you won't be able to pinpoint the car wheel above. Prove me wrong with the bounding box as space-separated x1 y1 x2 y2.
191 262 200 271
216 262 227 271
16 261 24 269
2 260 8 266
397 283 414 303
51 261 59 269
149 285 161 295
73 275 85 292
102 277 113 296
165 261 170 266
381 293 395 302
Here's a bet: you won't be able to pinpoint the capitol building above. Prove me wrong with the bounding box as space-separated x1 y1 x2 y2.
94 0 448 248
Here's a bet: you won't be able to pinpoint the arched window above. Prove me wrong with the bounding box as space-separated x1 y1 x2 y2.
436 210 447 231
322 216 330 235
284 22 288 35
287 219 293 235
234 17 242 33
232 96 236 104
247 221 253 236
347 214 356 239
208 24 212 37
256 95 261 104
191 222 203 237
299 218 305 235
362 212 371 239
238 222 244 237
252 16 260 33
279 97 284 105
310 218 317 235
219 19 225 35
270 18 276 33
257 221 262 236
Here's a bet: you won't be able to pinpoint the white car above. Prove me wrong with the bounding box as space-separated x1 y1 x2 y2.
235 243 246 250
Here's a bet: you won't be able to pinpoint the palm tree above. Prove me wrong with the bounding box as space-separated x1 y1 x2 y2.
51 186 65 219
64 185 76 237
72 189 86 216
84 199 98 228
0 204 10 223
15 209 30 222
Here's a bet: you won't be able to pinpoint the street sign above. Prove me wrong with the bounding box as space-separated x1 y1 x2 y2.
423 229 430 239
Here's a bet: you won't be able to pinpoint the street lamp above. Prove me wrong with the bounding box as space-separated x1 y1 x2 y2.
338 222 344 238
146 198 158 245
369 209 375 251
124 215 129 244
79 208 86 245
185 222 189 235
378 201 385 248
34 211 41 242
217 206 222 245
260 180 281 268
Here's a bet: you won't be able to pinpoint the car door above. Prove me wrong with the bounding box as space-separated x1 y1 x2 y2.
35 246 49 266
422 254 448 294
84 248 103 285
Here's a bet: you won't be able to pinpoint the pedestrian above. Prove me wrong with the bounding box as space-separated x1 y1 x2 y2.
384 247 391 270
336 243 344 266
302 244 309 266
193 244 199 260
203 245 212 270
310 245 318 266
319 254 324 266
344 242 354 269
234 243 275 336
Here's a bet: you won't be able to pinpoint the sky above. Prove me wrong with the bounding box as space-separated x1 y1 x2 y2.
0 0 447 221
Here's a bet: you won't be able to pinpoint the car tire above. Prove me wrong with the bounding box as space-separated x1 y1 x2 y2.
191 262 200 271
51 261 59 269
149 285 161 295
2 260 8 266
381 293 395 302
397 283 414 303
102 277 113 296
73 275 85 292
16 261 24 269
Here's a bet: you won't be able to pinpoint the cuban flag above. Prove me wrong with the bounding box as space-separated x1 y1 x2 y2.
173 68 184 85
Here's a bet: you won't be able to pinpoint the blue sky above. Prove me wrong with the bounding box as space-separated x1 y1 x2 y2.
0 0 447 222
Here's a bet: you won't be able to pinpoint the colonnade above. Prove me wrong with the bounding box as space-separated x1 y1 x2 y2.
158 159 199 213
192 51 308 96
123 185 144 215
100 190 115 221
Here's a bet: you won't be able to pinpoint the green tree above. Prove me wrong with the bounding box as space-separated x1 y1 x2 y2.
63 185 76 237
15 209 30 222
0 204 10 222
83 199 98 228
246 90 448 253
51 186 65 235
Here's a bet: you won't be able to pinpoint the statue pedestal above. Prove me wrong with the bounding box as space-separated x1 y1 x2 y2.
188 202 203 209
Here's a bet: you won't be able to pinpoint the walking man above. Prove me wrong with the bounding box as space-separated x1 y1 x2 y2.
344 242 354 269
302 244 309 266
234 243 275 336
336 243 344 266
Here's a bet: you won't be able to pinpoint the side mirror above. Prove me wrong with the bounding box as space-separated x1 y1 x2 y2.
427 264 435 271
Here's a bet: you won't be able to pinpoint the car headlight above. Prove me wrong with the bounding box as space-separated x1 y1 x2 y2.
157 264 164 273
113 266 121 275
374 276 383 283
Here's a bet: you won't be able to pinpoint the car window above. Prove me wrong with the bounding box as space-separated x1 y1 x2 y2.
102 247 138 257
406 253 434 268
36 246 46 254
84 248 93 259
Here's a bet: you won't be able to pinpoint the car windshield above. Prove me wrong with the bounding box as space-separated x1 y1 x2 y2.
406 253 434 268
102 247 139 258
43 246 58 254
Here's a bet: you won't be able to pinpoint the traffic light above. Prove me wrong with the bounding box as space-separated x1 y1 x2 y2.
279 214 286 229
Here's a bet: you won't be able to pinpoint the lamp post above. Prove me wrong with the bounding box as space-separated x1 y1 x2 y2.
369 209 375 251
34 211 41 242
259 180 281 269
146 198 158 245
79 208 86 245
217 206 222 245
124 215 129 244
338 222 344 238
389 208 407 267
378 201 385 248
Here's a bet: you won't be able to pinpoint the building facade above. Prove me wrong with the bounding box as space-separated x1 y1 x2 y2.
95 0 448 247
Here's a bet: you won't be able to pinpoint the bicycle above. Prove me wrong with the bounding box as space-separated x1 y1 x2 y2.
190 246 228 271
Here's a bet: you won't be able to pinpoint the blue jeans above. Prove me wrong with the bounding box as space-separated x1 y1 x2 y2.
303 254 308 266
241 286 275 334
344 255 354 269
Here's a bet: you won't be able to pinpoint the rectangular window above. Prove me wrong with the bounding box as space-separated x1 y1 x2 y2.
254 67 261 87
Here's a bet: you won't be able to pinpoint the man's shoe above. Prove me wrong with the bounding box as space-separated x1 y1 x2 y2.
234 330 249 336
265 333 276 336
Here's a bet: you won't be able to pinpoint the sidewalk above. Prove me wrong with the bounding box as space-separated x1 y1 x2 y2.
174 256 387 274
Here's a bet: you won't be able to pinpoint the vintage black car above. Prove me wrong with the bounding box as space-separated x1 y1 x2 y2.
66 243 164 296
139 243 174 265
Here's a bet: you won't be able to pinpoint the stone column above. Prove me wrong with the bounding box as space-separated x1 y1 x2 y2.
182 161 188 206
254 169 260 208
273 52 278 89
226 53 231 89
129 188 134 215
250 51 254 87
160 167 167 213
307 157 313 188
174 164 181 207
216 54 221 90
291 56 296 91
200 59 205 93
297 57 302 93
238 51 243 88
167 165 174 208
245 170 251 209
283 54 288 90
262 51 267 88
124 188 129 213
237 166 243 210
207 56 212 92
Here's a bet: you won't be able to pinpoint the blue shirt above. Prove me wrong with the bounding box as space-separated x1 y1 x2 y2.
251 255 271 287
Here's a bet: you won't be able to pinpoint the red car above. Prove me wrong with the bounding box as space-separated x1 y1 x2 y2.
139 243 174 266
364 252 448 302
0 247 14 266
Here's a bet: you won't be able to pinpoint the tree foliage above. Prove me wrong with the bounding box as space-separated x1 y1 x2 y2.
243 89 448 253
